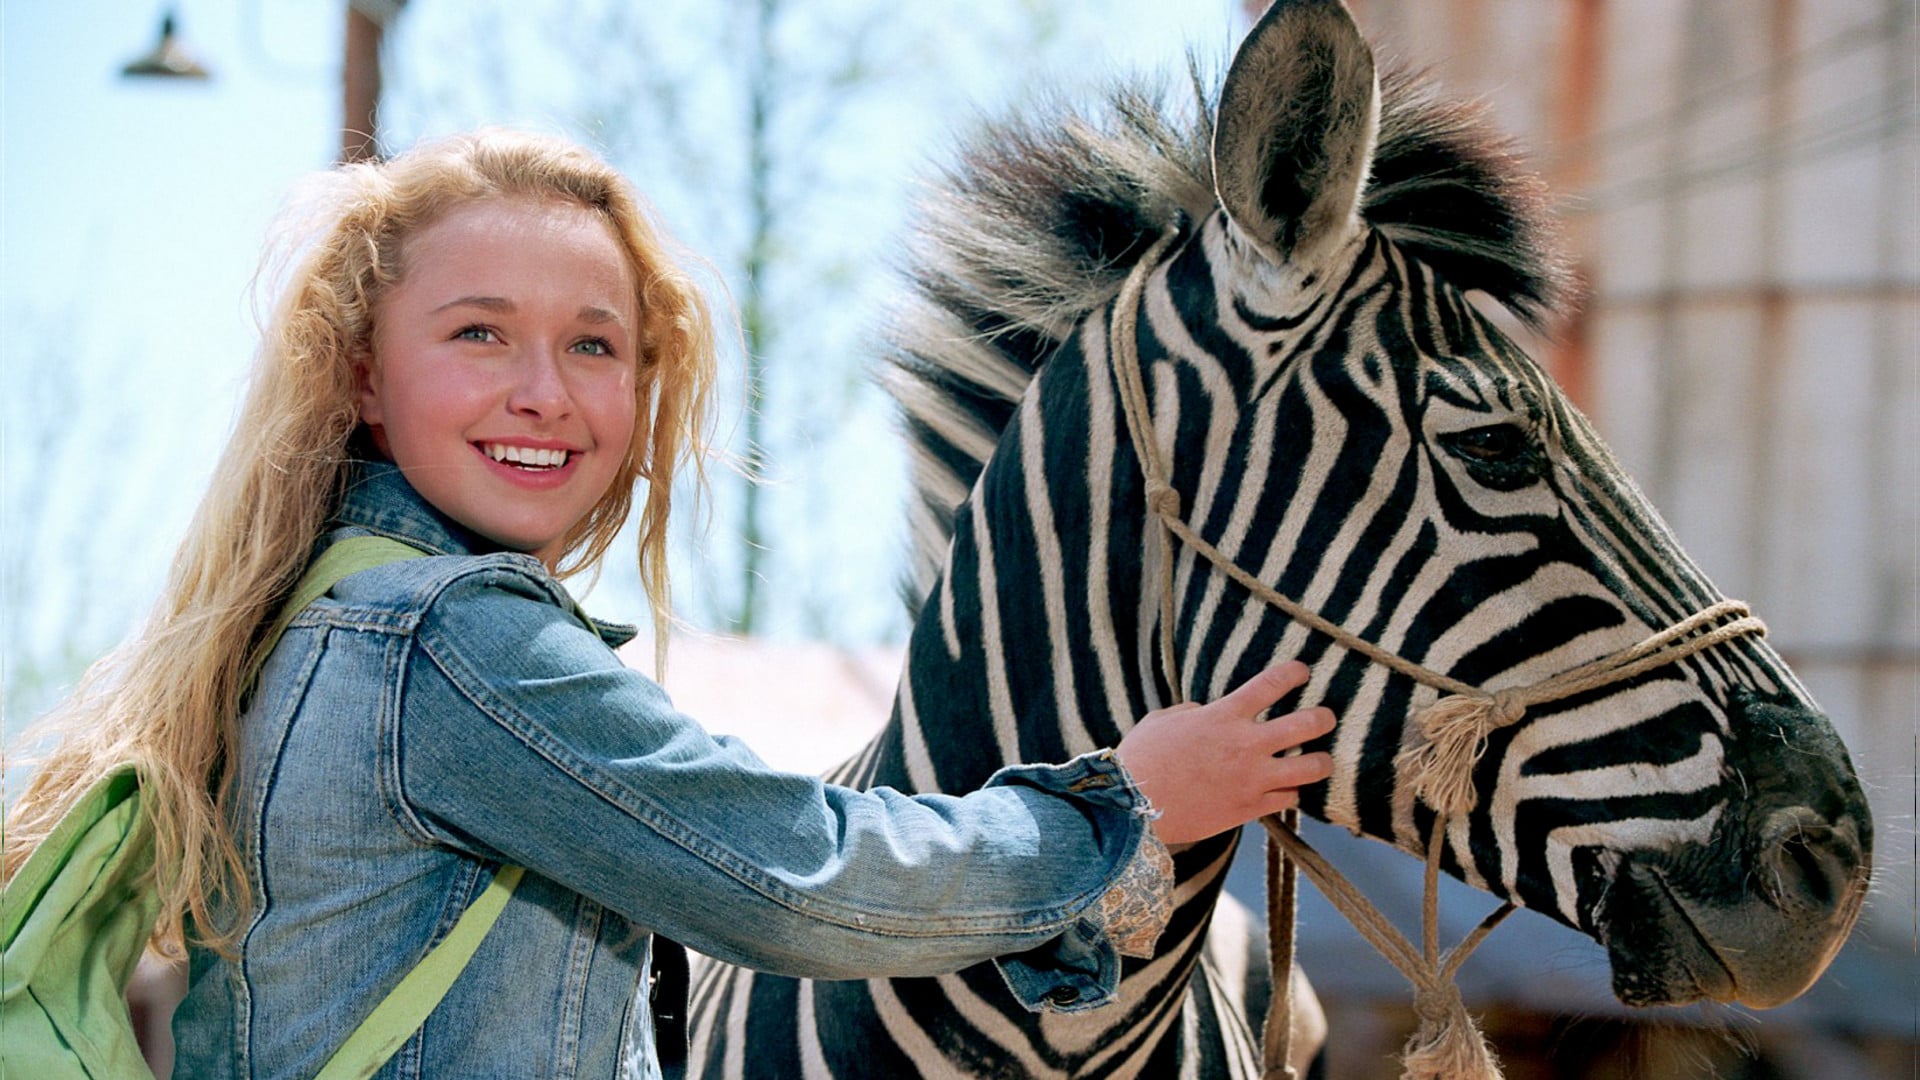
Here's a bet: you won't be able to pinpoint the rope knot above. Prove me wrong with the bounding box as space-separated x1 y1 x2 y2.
1410 981 1459 1025
1488 689 1528 725
1399 693 1510 818
1145 482 1182 519
1401 981 1503 1080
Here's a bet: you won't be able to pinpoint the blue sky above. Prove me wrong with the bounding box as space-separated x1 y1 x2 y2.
3 2 350 731
2 2 345 409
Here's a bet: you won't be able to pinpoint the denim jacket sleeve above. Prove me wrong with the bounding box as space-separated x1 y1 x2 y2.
387 558 1169 1013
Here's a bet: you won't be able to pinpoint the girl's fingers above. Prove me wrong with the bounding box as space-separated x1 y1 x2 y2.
1116 661 1339 845
1257 706 1336 751
1259 791 1302 816
1255 786 1310 818
1266 750 1333 790
1214 660 1311 717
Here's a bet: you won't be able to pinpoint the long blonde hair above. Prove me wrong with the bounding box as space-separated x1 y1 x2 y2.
1 130 717 953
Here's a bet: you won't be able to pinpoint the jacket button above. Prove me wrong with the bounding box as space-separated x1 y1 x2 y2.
1046 986 1081 1006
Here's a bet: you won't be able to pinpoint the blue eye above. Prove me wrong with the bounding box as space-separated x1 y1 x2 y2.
573 337 616 357
454 325 497 343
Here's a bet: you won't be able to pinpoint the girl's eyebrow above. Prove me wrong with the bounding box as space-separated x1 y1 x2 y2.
432 295 513 314
428 296 624 326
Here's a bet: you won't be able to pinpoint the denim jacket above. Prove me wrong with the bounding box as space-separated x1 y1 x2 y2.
171 461 1171 1079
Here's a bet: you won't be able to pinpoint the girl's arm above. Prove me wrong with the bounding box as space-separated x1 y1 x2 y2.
393 563 1324 1009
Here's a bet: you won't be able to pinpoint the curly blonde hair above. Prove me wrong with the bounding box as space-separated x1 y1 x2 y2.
2 130 717 954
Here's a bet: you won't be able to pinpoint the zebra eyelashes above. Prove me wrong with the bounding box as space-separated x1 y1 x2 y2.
1437 422 1548 491
1445 425 1527 461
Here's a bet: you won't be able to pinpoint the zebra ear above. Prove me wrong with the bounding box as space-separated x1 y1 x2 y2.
1212 0 1379 269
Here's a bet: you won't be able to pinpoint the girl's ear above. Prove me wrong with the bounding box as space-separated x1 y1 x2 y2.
352 357 393 458
353 357 384 427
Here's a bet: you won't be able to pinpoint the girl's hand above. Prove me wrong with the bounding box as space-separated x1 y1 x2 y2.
1114 661 1335 846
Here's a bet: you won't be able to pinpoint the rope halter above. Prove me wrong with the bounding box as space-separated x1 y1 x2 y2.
1104 228 1768 1080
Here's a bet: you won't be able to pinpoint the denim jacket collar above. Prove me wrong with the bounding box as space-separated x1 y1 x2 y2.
335 458 494 558
330 457 638 648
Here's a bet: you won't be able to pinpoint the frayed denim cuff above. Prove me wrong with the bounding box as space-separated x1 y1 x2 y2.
985 750 1175 1012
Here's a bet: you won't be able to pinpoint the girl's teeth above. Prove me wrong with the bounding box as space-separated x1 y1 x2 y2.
484 444 568 468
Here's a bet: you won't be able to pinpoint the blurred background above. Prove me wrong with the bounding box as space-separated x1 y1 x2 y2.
2 1 1912 1076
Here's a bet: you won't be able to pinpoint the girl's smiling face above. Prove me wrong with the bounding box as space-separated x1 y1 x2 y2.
359 197 640 568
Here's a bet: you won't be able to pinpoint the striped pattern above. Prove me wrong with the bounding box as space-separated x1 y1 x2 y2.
685 10 1831 1076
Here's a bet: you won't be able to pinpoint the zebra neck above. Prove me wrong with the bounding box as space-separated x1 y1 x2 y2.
880 341 1166 800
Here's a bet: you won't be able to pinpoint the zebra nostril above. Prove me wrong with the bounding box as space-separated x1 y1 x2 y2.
1758 808 1858 915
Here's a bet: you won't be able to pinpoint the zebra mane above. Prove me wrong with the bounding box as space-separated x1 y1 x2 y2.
885 62 1572 610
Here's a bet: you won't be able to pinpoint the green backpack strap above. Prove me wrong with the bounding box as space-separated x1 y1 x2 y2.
251 536 431 684
288 538 525 1078
314 864 525 1080
282 537 528 1078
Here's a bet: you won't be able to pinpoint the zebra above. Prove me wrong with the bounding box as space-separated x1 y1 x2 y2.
685 1 1874 1076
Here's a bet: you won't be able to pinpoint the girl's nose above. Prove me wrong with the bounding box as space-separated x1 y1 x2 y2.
508 346 573 419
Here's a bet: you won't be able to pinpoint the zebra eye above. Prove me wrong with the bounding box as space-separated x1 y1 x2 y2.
1445 425 1528 462
1438 423 1546 489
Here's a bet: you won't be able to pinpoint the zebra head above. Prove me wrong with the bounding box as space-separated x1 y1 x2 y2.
1130 0 1871 1010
